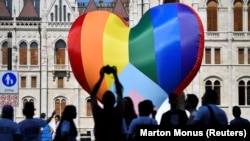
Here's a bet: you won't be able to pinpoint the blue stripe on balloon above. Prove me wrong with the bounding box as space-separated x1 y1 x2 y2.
150 4 182 94
177 4 199 81
109 64 167 109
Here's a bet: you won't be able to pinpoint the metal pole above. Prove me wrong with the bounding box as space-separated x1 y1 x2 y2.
7 32 12 70
38 24 42 113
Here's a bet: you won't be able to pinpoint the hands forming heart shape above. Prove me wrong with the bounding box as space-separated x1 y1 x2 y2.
68 3 204 109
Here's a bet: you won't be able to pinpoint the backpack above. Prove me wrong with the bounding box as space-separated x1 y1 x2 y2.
206 105 221 126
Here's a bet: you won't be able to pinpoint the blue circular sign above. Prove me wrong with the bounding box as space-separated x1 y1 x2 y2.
2 72 17 87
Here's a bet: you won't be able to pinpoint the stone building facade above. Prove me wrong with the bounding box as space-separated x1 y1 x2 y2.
0 0 250 140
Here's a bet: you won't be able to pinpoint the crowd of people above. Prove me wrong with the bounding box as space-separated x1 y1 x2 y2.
0 65 249 141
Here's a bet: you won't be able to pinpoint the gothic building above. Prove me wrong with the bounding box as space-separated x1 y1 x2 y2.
0 0 250 139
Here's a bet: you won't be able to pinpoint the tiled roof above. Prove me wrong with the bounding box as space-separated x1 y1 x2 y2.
83 0 98 13
0 0 11 17
112 0 128 20
19 0 39 18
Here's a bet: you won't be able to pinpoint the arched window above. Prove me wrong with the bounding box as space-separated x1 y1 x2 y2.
214 80 221 105
55 40 66 65
55 98 66 116
86 97 92 116
59 0 62 21
207 0 218 31
205 79 221 105
23 98 34 108
19 41 28 65
63 5 66 21
51 13 54 21
30 42 38 65
238 80 250 105
55 5 58 21
2 41 8 65
68 13 70 22
234 0 243 31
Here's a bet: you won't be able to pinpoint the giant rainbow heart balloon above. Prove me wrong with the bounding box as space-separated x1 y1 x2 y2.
68 3 204 109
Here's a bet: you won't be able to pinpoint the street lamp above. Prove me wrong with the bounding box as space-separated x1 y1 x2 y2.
7 31 12 70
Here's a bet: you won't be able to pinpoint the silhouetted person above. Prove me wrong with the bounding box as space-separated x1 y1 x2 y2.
91 65 124 141
0 104 21 141
18 102 55 141
51 115 60 140
230 105 250 125
127 99 158 141
192 89 228 126
40 113 54 141
53 105 77 141
123 96 137 131
185 94 199 125
160 94 188 126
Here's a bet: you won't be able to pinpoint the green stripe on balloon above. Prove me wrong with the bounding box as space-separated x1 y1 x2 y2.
129 11 157 83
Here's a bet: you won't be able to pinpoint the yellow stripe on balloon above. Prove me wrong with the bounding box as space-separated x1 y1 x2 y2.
103 13 129 88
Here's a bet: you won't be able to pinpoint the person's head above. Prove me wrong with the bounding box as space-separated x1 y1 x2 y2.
123 96 135 111
232 106 241 118
2 104 14 120
40 113 46 119
185 94 199 111
138 99 154 116
55 115 60 123
201 89 218 105
61 105 77 120
23 102 36 118
168 93 179 110
102 90 115 109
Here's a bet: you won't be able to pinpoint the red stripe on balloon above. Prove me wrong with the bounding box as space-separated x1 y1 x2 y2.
68 14 91 93
81 11 111 100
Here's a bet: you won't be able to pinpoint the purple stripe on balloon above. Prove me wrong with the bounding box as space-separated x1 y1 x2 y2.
150 4 182 94
177 4 200 81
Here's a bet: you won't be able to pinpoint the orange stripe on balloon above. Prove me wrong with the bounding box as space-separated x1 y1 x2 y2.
103 13 130 87
81 11 110 100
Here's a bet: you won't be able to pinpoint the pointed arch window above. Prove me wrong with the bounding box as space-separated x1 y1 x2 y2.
2 41 8 65
207 0 218 31
19 42 28 65
63 5 66 21
55 40 66 67
51 13 54 21
30 42 38 65
205 79 221 105
68 13 70 22
234 1 243 31
238 80 250 105
55 98 66 116
55 5 58 21
86 97 92 116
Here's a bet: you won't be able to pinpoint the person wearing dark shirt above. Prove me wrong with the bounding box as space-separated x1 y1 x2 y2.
91 65 124 141
160 93 188 126
230 105 250 126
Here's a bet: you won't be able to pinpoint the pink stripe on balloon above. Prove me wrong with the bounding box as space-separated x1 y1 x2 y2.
127 90 144 115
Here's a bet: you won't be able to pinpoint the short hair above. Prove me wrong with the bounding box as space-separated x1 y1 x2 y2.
139 100 154 116
40 113 46 119
232 106 241 117
204 89 218 103
186 94 199 108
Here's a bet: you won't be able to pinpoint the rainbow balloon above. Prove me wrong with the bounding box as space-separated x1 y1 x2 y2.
68 3 204 109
